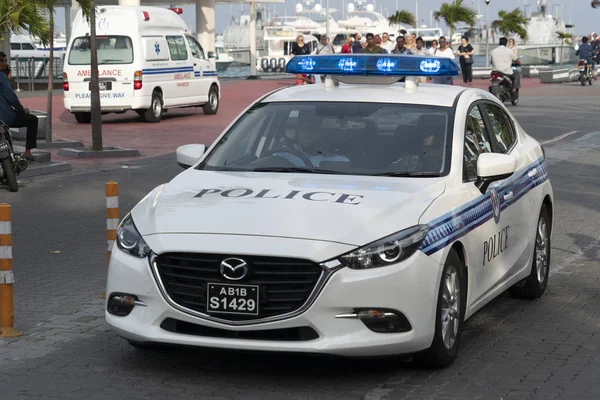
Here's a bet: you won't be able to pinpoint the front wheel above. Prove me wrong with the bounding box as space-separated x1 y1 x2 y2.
509 206 551 299
1 158 18 192
413 249 466 368
202 86 219 115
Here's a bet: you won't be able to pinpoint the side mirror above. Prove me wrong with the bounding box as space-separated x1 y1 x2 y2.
176 144 206 169
475 153 516 193
207 51 215 58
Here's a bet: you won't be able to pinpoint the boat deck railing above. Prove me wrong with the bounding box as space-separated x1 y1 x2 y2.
9 55 66 91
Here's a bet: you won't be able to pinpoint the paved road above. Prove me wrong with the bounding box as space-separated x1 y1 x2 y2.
1 91 599 400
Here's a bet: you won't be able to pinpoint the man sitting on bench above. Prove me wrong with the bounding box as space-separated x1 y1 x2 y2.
0 52 38 161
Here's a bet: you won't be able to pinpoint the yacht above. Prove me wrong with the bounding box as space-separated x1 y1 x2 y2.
336 1 405 40
452 0 576 65
222 8 269 66
210 36 234 72
406 26 444 47
257 25 319 73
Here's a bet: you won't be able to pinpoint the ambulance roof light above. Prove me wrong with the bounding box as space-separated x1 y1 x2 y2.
169 7 184 14
142 11 150 21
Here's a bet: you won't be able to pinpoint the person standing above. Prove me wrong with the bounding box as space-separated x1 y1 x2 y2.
313 35 334 55
361 33 385 54
456 36 475 85
0 52 38 161
380 32 395 53
341 36 353 53
352 33 364 53
291 34 311 85
431 37 456 85
391 36 413 55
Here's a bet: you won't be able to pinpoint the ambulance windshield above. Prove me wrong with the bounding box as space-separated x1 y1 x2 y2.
68 36 134 65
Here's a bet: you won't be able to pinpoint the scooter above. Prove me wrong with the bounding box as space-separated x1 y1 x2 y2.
489 70 519 106
578 59 593 86
0 121 28 192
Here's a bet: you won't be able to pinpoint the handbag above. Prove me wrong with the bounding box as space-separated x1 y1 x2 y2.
464 56 474 64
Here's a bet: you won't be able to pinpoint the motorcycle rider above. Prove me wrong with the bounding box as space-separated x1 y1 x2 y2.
576 36 596 75
490 37 521 96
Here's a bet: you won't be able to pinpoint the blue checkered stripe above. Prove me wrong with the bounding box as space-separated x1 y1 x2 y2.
420 157 548 256
142 66 217 77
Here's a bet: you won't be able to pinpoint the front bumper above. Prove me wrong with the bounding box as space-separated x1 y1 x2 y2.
105 234 443 357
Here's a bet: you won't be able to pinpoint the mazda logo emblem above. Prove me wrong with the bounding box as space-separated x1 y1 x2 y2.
220 258 248 281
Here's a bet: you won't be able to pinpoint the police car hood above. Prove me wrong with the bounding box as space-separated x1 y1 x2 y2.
132 170 446 246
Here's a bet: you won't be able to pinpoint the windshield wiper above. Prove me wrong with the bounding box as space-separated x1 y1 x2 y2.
376 172 441 177
252 167 339 174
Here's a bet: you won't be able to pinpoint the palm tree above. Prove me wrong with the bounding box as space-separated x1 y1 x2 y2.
556 31 574 66
491 8 528 41
88 0 102 150
433 0 477 41
388 10 416 28
0 1 51 45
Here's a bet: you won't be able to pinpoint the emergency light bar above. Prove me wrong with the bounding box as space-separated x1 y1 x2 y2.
285 54 460 76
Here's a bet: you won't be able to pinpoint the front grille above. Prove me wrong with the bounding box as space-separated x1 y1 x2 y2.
154 252 324 322
160 318 319 341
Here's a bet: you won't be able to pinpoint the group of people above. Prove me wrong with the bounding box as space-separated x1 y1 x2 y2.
0 52 38 161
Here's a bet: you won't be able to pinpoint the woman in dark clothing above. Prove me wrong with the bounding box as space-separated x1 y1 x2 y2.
456 36 475 85
291 34 311 85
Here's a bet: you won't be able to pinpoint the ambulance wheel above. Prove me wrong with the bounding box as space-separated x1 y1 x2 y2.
203 86 219 115
74 112 91 124
145 91 163 123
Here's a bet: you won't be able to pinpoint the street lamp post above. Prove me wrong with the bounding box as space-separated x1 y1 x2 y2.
485 0 491 67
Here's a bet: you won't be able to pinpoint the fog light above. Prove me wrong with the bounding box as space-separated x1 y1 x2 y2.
107 293 146 317
335 308 412 333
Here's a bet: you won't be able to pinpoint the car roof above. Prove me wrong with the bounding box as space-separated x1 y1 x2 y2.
262 82 470 108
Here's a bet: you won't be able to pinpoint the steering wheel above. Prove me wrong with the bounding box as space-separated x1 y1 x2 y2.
262 146 315 168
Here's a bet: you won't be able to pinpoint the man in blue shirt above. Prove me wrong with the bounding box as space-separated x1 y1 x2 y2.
576 36 596 71
0 52 38 161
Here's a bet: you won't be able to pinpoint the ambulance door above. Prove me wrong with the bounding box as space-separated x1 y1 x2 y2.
165 35 195 105
185 35 212 103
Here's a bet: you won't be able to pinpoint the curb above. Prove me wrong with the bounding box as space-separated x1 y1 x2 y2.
57 147 141 158
14 139 86 149
17 161 73 179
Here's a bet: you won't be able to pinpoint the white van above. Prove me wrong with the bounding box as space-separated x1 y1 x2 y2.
63 6 220 123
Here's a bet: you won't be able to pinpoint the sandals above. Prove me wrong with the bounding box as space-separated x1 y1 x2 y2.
22 154 36 162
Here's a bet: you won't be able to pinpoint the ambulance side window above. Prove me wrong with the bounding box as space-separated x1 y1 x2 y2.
186 36 206 60
165 36 188 61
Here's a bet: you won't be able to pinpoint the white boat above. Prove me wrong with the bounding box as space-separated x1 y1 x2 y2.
222 8 269 66
257 25 318 73
406 26 444 47
336 1 405 39
452 1 576 65
210 36 234 72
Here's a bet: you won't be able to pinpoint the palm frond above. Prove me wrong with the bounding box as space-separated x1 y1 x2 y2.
388 10 416 28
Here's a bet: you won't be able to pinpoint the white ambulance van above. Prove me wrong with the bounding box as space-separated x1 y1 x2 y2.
63 6 220 123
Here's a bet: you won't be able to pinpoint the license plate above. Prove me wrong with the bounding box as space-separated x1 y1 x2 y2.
0 140 9 151
207 283 259 316
91 82 112 91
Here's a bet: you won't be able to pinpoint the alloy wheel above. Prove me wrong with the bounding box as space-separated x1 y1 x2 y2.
441 264 460 350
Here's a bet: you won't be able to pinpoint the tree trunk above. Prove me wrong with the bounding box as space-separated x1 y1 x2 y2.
560 39 564 67
46 7 54 143
89 0 102 151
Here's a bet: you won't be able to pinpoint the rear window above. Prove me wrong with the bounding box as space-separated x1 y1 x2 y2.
68 35 134 65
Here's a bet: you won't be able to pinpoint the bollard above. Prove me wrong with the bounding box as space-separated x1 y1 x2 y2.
0 203 22 338
106 181 119 264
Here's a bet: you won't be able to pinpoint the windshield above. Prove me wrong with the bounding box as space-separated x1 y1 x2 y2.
68 35 134 65
408 29 441 37
199 102 453 177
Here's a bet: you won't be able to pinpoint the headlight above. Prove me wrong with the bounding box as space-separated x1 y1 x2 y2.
339 225 429 269
116 214 151 258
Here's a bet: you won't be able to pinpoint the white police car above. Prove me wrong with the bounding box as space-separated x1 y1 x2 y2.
105 55 553 368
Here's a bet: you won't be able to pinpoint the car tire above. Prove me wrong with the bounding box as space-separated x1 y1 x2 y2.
413 248 466 368
74 112 91 124
145 91 163 123
202 86 219 115
508 206 551 299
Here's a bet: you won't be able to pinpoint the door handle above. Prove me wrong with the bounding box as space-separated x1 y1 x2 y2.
528 168 537 177
504 191 513 200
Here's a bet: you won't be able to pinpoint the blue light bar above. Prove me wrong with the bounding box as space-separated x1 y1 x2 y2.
285 54 460 76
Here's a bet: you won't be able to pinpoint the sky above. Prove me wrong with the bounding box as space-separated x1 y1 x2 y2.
49 0 592 37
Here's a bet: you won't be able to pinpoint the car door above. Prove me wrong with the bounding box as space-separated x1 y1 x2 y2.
461 102 514 306
165 35 194 104
185 35 212 103
480 102 532 277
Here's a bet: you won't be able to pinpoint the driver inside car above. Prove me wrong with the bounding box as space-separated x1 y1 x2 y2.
272 117 348 168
